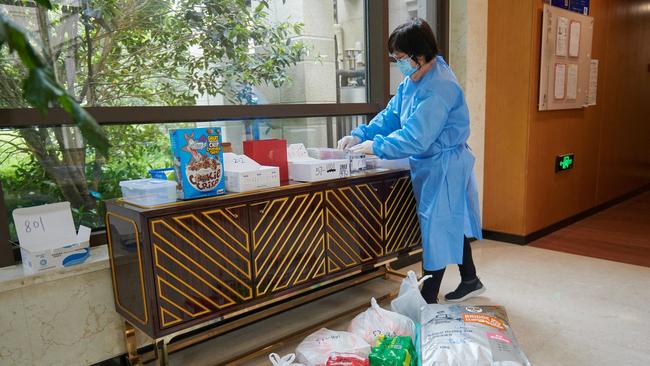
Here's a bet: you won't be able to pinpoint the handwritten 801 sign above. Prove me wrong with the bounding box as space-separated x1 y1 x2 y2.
24 216 46 233
12 202 79 248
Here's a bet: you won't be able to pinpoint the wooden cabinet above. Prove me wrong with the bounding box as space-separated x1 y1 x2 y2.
249 191 326 297
325 182 384 274
384 176 421 255
149 204 253 329
106 170 420 338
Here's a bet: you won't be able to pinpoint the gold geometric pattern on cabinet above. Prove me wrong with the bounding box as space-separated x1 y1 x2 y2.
385 177 422 254
325 183 384 273
250 192 326 297
149 204 253 328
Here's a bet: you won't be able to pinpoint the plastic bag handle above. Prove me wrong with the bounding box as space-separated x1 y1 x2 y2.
417 274 432 286
269 353 296 365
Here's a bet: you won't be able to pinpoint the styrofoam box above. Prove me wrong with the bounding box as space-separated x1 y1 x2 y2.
224 167 280 192
119 178 177 206
288 159 350 182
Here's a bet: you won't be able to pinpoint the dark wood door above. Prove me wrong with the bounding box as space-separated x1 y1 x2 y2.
249 191 326 298
325 182 384 274
384 176 422 255
148 204 253 329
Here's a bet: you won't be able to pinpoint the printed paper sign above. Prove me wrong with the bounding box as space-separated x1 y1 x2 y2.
587 59 599 106
554 63 566 100
569 21 581 57
556 17 569 57
566 64 579 100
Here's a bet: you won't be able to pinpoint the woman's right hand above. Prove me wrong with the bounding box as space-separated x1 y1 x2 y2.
337 135 361 150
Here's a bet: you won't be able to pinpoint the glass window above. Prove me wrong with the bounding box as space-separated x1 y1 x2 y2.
0 0 368 107
0 115 366 242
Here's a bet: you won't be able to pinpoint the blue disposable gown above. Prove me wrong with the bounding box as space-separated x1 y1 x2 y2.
351 56 482 271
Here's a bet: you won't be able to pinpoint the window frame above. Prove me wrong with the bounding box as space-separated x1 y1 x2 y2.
0 0 449 267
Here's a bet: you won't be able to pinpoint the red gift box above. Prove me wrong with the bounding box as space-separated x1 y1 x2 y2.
243 139 289 182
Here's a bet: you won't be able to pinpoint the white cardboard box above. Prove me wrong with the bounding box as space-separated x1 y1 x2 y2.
287 144 350 182
223 153 280 192
12 202 91 274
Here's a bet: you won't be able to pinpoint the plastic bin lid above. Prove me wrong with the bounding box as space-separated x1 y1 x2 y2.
119 178 176 188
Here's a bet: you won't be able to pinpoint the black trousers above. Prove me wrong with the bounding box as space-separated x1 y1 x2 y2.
420 236 477 303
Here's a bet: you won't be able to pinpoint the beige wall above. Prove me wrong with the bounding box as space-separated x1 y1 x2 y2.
449 0 488 217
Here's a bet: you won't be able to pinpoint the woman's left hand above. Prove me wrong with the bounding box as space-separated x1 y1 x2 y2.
349 140 374 155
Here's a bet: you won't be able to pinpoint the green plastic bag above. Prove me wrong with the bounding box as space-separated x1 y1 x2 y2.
368 335 417 366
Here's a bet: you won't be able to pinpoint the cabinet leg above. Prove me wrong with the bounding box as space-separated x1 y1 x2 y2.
124 321 143 366
155 338 169 366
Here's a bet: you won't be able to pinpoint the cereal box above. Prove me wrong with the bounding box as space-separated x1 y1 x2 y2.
170 127 226 199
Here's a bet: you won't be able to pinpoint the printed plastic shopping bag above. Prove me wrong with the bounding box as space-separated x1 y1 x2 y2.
295 328 371 366
390 270 432 323
326 353 370 366
368 335 418 366
269 353 305 366
348 298 415 345
420 305 531 366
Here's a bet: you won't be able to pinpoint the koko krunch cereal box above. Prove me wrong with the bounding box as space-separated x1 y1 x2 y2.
170 127 226 199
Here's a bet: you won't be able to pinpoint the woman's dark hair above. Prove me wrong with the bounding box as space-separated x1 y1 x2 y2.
388 18 439 65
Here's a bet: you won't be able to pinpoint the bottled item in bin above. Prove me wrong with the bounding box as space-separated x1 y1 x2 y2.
326 353 369 366
368 336 417 366
170 127 226 199
347 151 366 173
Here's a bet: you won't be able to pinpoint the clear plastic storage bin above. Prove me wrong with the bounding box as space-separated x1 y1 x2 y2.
119 178 177 206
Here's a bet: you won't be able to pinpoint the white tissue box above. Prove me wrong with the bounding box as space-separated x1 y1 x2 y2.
13 202 91 274
223 153 280 192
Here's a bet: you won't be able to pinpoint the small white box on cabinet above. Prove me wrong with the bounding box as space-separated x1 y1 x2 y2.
223 153 280 192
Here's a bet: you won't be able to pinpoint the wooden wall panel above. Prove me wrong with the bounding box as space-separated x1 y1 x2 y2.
595 0 650 203
485 0 650 236
523 0 609 233
483 0 535 235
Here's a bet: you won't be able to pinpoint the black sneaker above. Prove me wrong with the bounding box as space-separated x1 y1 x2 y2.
444 278 485 303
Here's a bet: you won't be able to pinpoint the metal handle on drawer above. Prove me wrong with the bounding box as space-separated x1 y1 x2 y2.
389 185 394 190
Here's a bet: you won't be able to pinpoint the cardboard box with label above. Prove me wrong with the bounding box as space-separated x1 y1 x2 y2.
12 202 91 274
223 153 280 192
287 144 350 182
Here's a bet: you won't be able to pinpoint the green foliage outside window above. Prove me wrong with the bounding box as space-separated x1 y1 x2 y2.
0 0 307 241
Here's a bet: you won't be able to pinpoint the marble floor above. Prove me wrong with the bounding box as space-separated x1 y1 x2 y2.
152 240 650 366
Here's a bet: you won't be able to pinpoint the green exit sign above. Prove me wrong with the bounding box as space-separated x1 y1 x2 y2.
556 153 575 172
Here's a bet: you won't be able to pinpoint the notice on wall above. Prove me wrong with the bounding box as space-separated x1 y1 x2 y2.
569 21 581 57
587 59 598 106
556 17 569 57
554 63 566 99
566 64 579 100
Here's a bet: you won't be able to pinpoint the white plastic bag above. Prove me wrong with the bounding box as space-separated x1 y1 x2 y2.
348 297 415 345
269 353 305 366
421 305 531 366
295 328 370 366
390 270 432 323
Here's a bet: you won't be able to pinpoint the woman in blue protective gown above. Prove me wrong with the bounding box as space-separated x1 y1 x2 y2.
338 18 485 304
